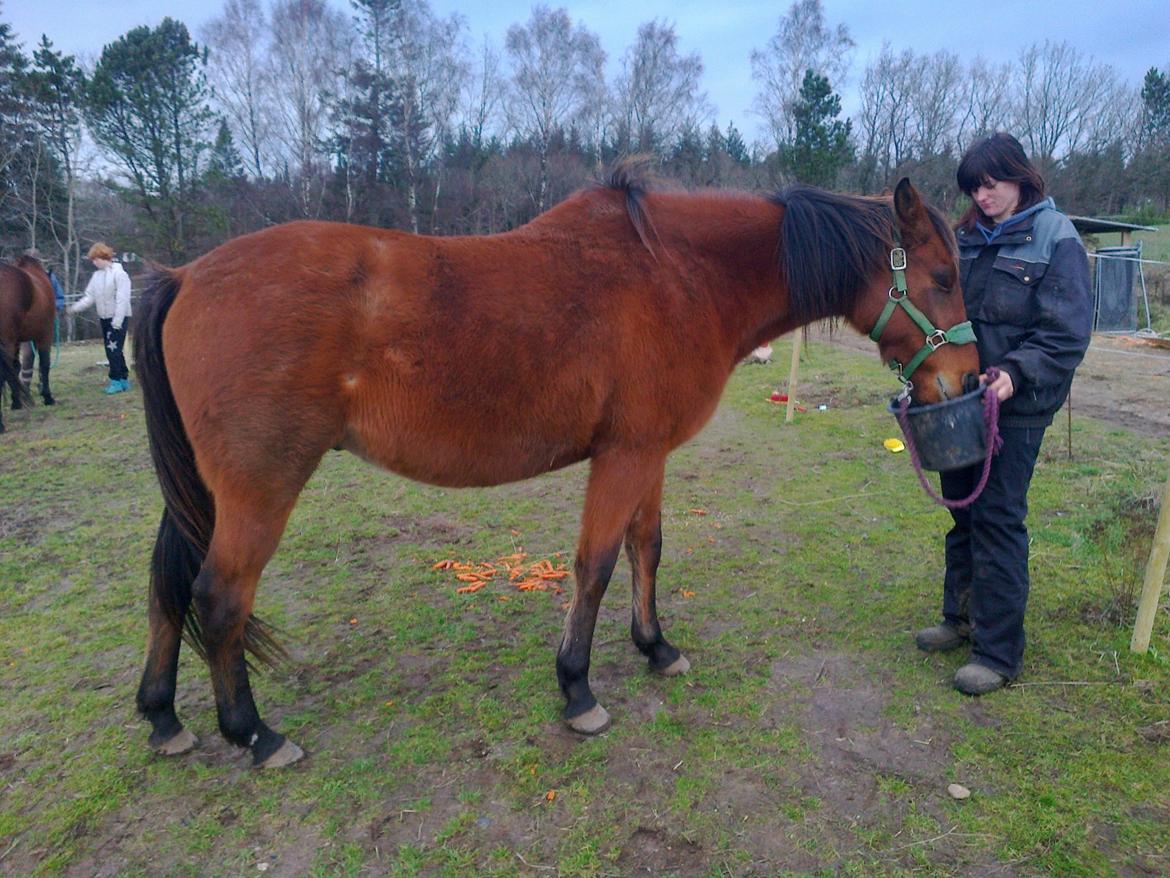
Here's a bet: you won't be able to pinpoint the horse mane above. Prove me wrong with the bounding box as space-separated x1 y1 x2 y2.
771 185 896 325
14 255 44 274
771 184 955 325
598 155 663 257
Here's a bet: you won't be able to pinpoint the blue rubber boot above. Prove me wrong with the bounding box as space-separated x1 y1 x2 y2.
105 380 121 394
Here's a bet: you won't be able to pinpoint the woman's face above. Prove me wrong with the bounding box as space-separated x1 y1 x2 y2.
971 178 1021 224
91 256 111 270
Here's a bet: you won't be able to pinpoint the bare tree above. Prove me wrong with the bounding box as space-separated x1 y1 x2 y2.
954 57 1013 153
750 0 853 150
504 5 604 212
1014 40 1119 161
460 37 504 151
613 19 710 156
910 50 963 158
854 44 916 190
266 0 352 217
202 0 272 179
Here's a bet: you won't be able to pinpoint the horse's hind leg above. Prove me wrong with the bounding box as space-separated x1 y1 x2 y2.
3 343 22 412
557 450 667 735
137 511 202 755
625 467 689 677
197 489 303 768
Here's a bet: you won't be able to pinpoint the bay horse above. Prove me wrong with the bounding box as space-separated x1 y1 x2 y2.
0 255 57 433
134 166 979 767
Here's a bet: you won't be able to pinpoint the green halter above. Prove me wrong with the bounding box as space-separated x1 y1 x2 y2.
867 234 976 394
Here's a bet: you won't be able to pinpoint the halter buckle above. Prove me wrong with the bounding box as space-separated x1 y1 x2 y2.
926 329 948 350
889 247 907 271
888 286 906 302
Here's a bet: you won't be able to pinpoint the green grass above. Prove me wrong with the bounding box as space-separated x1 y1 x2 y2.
1 339 1168 876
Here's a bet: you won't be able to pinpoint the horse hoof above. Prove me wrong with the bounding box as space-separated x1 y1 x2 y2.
658 654 691 676
154 727 199 756
566 704 611 735
258 739 305 768
44 397 55 406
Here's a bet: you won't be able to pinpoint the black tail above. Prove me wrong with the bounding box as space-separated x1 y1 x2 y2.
135 270 285 666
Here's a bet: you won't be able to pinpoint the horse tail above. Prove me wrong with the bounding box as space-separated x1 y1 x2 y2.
134 269 285 666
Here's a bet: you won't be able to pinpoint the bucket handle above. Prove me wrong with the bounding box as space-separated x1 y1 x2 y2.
895 368 1003 510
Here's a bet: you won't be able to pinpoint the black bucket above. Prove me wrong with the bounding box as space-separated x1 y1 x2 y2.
889 386 988 472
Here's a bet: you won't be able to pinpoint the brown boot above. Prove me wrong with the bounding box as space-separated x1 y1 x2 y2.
915 622 970 652
954 662 1008 695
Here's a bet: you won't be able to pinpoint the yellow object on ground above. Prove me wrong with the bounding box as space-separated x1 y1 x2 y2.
883 438 905 453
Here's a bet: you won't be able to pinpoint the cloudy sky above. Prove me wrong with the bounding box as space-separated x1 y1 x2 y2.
6 0 1167 142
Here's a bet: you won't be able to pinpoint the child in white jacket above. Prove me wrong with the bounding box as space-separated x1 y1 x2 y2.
70 242 133 393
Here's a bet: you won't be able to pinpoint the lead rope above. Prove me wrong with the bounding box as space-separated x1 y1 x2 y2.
895 367 1004 509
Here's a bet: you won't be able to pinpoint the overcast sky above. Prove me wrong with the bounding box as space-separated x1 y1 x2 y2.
6 0 1167 143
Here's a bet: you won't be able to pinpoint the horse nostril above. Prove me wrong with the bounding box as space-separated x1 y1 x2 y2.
962 371 979 393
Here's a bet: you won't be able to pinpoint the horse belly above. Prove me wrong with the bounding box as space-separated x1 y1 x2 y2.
346 370 594 487
343 409 590 488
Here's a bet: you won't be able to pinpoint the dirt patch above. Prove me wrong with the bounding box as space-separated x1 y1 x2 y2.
807 324 1170 437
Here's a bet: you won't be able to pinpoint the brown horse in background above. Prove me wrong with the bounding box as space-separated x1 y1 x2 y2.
0 255 57 433
134 165 979 767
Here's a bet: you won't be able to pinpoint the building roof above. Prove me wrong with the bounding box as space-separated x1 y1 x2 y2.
1068 216 1157 235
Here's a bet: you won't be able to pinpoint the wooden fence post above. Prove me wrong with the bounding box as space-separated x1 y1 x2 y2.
1131 466 1170 653
784 332 802 424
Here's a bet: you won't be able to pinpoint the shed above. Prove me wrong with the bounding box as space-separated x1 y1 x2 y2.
1068 216 1156 334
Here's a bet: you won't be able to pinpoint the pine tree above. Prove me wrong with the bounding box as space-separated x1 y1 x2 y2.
1140 67 1170 147
780 69 853 188
0 17 32 245
85 18 215 260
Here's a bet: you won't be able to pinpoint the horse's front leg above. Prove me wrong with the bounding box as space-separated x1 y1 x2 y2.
625 467 689 676
557 449 666 734
18 342 33 389
36 341 54 405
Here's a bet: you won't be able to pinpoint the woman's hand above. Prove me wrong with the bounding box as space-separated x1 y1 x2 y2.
982 369 1015 401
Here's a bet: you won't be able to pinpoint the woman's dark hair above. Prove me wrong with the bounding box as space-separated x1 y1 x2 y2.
956 133 1046 230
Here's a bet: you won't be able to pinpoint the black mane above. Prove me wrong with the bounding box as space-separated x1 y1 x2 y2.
771 185 896 325
771 184 954 325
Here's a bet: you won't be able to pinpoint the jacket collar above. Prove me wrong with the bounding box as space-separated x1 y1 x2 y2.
957 197 1055 247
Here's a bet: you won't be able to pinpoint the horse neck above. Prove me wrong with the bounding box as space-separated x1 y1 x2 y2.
653 192 799 356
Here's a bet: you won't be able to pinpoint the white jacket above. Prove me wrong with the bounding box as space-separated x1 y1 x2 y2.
72 262 132 329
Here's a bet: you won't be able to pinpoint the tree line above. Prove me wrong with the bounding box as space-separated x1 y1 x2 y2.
2 0 1168 292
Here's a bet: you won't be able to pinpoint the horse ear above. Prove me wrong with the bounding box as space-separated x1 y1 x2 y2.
893 178 932 247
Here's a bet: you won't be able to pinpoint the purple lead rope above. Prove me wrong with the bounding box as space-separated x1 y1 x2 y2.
895 367 1004 510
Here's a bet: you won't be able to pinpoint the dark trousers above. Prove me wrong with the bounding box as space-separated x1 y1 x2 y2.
100 318 129 381
938 425 1046 679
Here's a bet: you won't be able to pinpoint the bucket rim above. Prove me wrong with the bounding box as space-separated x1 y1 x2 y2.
887 383 986 416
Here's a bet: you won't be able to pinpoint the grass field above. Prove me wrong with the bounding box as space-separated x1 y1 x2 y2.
1 339 1168 877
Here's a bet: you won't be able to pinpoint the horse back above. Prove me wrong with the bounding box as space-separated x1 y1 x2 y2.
162 213 736 491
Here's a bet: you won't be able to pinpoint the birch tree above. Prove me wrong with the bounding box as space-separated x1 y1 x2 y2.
613 19 710 156
504 5 604 212
202 0 273 179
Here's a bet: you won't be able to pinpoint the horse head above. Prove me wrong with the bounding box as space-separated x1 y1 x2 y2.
857 179 980 405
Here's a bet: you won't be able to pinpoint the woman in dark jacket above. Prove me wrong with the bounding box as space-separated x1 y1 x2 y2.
915 133 1093 694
